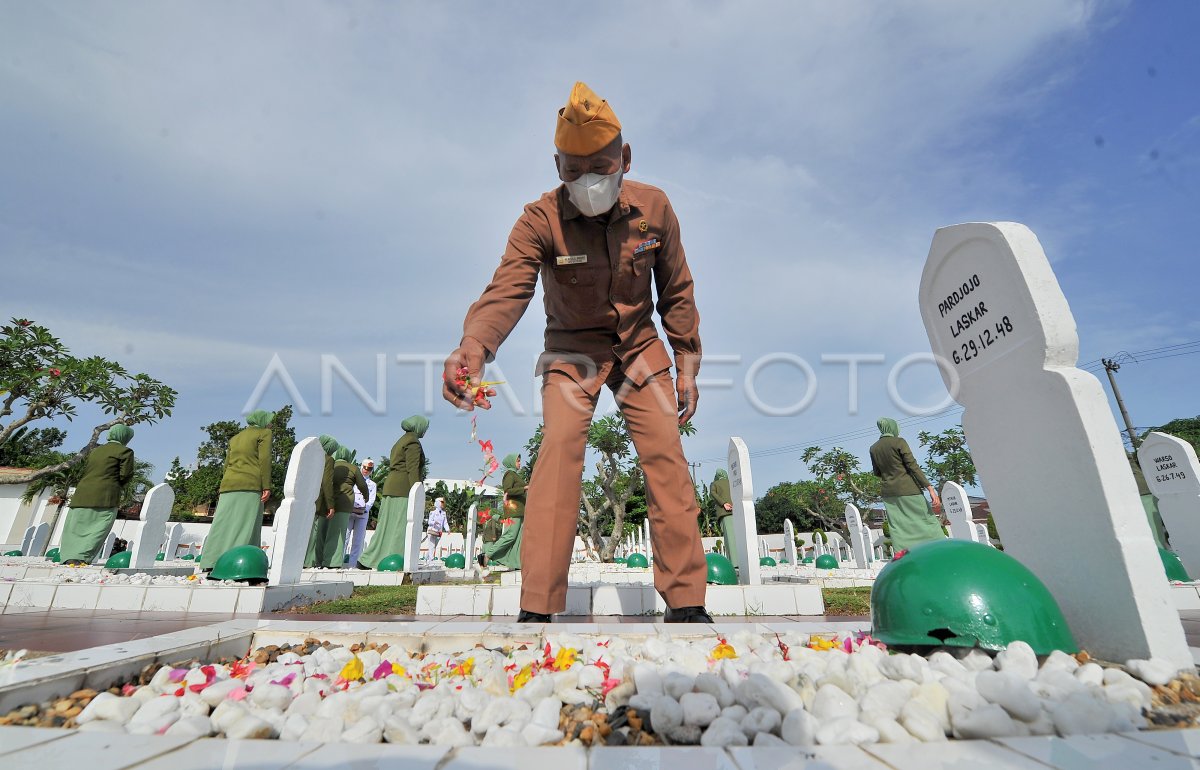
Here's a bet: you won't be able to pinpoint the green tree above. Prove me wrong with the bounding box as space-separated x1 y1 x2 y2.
754 480 833 534
0 426 68 467
425 480 480 533
0 318 176 485
917 425 977 488
1145 416 1200 455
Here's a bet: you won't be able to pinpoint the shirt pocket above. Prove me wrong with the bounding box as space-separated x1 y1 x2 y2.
630 252 655 295
551 264 599 288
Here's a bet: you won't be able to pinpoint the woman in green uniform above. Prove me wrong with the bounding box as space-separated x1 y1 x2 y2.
60 424 135 565
306 445 369 568
869 417 944 553
709 469 734 557
483 454 525 569
477 507 502 566
357 415 428 569
303 435 339 567
199 410 274 571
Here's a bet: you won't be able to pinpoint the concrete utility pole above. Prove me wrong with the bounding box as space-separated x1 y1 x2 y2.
1102 358 1140 449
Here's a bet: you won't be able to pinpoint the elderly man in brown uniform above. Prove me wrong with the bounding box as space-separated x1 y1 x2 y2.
443 82 711 624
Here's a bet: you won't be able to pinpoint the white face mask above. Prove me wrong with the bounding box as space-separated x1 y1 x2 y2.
565 168 623 217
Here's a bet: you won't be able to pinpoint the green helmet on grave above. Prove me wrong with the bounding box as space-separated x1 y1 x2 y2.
378 554 404 572
705 552 737 585
208 545 269 583
870 539 1077 655
815 554 838 569
46 547 61 562
626 553 649 569
445 553 466 569
779 558 790 564
802 555 814 564
760 556 777 567
181 554 196 561
104 550 131 569
613 556 627 564
1160 548 1191 582
155 552 165 561
4 550 21 556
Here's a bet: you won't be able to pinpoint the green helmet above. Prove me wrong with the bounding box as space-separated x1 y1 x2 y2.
378 554 404 572
4 549 21 556
1160 548 1191 582
778 558 790 564
706 553 737 585
626 553 649 569
802 555 814 564
870 539 1077 655
815 554 838 569
208 545 269 584
613 556 627 564
46 547 61 562
104 550 131 569
155 552 165 561
181 553 196 561
760 556 777 567
445 553 466 569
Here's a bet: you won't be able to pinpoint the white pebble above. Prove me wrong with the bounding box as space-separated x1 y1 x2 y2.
383 715 420 744
952 703 1023 739
425 717 475 747
927 651 969 681
958 648 996 672
77 719 127 733
280 714 309 742
200 679 244 706
860 710 914 743
520 722 563 746
1043 650 1080 672
721 704 748 722
164 715 212 739
899 700 945 741
530 697 562 730
996 642 1038 680
976 670 1041 722
1074 662 1104 687
781 708 818 746
481 725 526 747
664 672 695 700
742 674 804 716
663 724 702 745
681 692 720 727
1049 690 1120 735
910 682 950 732
1126 658 1178 686
699 716 748 748
812 683 857 721
341 718 383 744
694 673 735 708
859 680 910 720
752 731 789 747
740 706 781 738
76 692 138 724
879 653 929 683
131 695 180 725
250 683 292 712
301 716 344 742
627 693 655 713
814 717 879 746
226 714 275 740
632 664 663 697
651 695 683 731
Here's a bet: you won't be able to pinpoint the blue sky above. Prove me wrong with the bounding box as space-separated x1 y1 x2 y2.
2 1 1197 495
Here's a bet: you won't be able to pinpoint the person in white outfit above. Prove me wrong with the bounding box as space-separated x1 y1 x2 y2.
421 497 449 563
346 458 377 568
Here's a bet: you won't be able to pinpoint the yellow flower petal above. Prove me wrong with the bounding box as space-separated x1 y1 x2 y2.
712 642 738 660
339 656 364 681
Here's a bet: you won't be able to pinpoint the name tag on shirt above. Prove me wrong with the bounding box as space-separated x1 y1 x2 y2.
556 254 588 266
633 238 660 255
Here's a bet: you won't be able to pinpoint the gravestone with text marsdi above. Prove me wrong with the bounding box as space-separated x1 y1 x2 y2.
942 481 981 543
920 221 1190 668
1138 431 1200 577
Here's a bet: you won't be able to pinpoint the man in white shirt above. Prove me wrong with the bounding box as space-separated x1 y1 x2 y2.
421 497 449 563
346 458 377 568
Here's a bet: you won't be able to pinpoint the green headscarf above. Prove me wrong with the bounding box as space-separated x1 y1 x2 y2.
877 417 900 437
107 424 134 445
714 468 728 481
334 446 354 462
246 409 275 428
401 415 430 437
502 453 521 472
318 434 340 456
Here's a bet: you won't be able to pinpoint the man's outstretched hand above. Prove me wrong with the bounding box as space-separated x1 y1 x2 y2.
677 375 698 425
443 338 489 410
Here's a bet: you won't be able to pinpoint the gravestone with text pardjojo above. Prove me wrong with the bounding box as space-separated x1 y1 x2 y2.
844 504 870 568
727 437 761 586
941 481 981 543
919 221 1190 667
267 438 324 585
1138 432 1200 577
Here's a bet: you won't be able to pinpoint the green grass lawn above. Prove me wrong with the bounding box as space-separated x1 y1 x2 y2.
821 586 872 616
289 583 873 617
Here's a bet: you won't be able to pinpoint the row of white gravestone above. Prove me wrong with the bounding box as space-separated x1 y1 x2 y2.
919 221 1192 669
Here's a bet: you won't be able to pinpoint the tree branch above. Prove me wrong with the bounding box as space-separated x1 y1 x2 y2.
0 415 125 485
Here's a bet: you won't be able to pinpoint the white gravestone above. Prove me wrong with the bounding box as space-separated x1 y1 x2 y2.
942 481 980 543
464 502 479 564
644 519 652 560
403 481 425 572
164 523 183 560
28 522 50 557
860 524 875 563
727 437 762 586
974 522 991 546
96 531 116 563
20 525 35 555
783 519 798 564
920 221 1190 667
268 438 325 585
1139 432 1200 576
131 484 173 569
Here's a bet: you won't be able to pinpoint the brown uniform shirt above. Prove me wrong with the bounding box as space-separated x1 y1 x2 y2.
461 180 701 386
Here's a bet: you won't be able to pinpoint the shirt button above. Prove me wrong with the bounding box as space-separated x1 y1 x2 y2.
570 277 577 284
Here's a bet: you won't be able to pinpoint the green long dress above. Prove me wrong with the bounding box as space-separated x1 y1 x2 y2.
869 418 945 553
485 454 525 569
307 446 370 568
359 416 428 569
200 410 273 570
61 425 135 564
710 469 734 557
303 435 339 567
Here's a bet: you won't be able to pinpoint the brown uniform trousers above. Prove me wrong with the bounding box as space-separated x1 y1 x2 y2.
520 359 708 615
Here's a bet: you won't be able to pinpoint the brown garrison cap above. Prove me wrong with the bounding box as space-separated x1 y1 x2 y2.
554 81 622 156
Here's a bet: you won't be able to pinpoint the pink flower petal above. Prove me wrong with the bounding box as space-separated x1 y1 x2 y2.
167 667 189 683
227 687 249 701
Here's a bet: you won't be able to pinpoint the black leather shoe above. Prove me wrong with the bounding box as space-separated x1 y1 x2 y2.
355 561 371 571
62 559 88 567
477 553 487 567
517 609 552 623
664 606 714 623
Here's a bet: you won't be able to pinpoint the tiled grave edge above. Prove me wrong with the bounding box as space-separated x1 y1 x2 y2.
0 580 353 614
